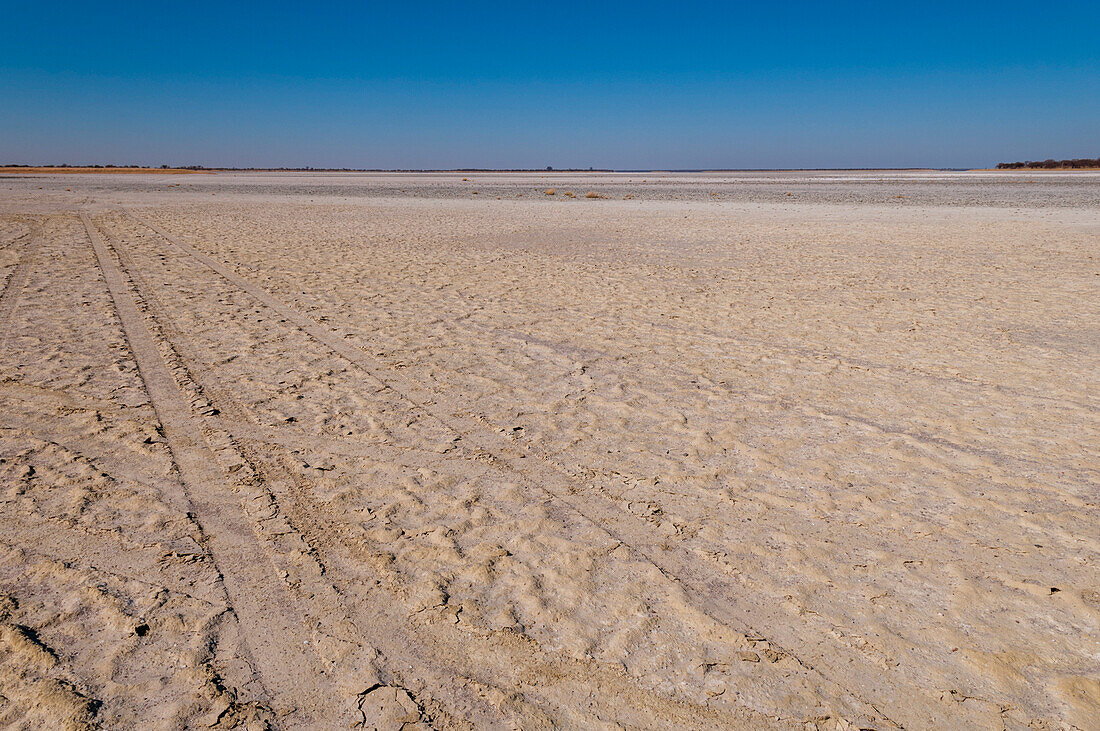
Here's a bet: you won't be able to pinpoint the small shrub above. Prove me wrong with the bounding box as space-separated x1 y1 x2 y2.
544 188 556 195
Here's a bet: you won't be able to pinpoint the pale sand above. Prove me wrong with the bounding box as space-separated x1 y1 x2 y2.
0 172 1097 729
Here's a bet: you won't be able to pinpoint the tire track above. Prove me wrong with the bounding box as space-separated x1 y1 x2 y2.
99 217 506 729
123 210 972 727
80 212 351 729
104 211 780 729
0 225 39 338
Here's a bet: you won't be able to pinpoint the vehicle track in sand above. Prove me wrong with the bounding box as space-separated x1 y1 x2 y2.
114 206 1011 728
99 210 792 729
81 212 358 728
0 225 39 338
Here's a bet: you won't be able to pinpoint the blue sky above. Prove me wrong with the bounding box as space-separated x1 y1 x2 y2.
2 1 1097 169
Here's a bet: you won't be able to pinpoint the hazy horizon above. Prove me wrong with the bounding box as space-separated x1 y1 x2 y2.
0 164 1001 171
2 2 1097 170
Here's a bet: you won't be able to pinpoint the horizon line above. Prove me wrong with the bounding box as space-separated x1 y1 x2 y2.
2 164 990 173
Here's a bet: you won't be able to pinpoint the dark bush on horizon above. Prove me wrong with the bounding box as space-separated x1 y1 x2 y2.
996 157 1100 169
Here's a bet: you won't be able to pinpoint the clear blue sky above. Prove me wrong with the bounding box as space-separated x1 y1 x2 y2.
2 1 1097 169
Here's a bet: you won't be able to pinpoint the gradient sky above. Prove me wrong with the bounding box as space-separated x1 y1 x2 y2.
2 1 1097 169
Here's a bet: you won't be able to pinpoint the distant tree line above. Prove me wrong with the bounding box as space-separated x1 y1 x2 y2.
3 163 618 172
996 157 1100 169
1 163 145 168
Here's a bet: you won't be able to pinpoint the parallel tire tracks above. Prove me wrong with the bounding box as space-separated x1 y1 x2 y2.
81 212 351 728
106 210 772 729
100 211 518 729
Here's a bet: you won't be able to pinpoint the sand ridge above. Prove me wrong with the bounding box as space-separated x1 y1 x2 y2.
0 173 1097 729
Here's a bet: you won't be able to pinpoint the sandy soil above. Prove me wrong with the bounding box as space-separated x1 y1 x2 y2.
0 172 1097 730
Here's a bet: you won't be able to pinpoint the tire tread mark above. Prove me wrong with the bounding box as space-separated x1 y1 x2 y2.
108 212 780 730
81 212 345 728
0 226 39 337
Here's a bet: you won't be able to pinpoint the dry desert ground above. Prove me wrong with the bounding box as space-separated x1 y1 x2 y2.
0 171 1097 729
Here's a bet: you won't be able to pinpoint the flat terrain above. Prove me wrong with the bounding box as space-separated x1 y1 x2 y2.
0 171 1097 730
